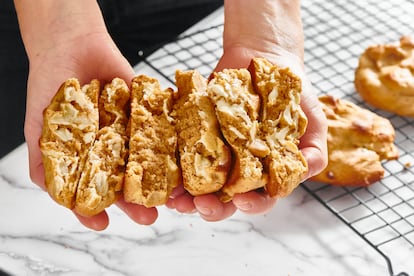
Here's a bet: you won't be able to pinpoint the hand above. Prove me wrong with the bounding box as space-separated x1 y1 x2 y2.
167 0 328 221
167 46 328 221
24 28 158 230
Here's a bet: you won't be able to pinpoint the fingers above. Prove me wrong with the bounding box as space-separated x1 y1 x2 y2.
299 80 328 179
67 197 159 231
28 148 159 228
193 194 237 221
74 191 276 228
192 191 276 221
74 211 109 231
70 189 276 229
116 196 158 226
27 144 158 228
166 184 196 213
168 184 187 200
25 125 46 191
74 197 160 230
28 158 46 191
232 191 277 214
301 145 328 180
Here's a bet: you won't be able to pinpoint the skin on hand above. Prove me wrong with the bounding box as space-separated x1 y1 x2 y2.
168 47 327 222
167 0 328 221
15 0 158 230
15 0 327 227
25 33 160 230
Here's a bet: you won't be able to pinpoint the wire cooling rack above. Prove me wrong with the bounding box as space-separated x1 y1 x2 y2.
141 1 414 275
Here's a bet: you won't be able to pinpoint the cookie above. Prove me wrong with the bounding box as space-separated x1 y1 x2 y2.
124 75 180 207
75 78 130 216
41 57 310 213
173 70 231 196
249 58 308 197
311 95 399 186
207 67 266 201
207 58 308 201
355 36 414 117
40 78 100 209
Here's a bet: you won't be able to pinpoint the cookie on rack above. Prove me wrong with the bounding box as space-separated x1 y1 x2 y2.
124 75 180 207
173 70 231 196
354 36 414 117
311 95 399 186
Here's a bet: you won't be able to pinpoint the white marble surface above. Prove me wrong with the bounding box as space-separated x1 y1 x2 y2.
0 144 399 276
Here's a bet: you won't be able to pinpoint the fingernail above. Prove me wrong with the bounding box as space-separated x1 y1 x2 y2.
197 207 214 216
188 208 197 214
237 202 252 212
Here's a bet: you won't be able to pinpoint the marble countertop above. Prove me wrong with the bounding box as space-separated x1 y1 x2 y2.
1 1 414 275
0 145 399 276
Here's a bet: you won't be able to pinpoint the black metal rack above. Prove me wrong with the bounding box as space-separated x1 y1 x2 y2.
141 1 414 275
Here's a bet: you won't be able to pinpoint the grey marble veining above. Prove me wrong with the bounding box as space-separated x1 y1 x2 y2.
0 145 395 276
2 2 414 275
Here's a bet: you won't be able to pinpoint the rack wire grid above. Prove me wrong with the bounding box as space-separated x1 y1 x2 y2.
141 1 414 275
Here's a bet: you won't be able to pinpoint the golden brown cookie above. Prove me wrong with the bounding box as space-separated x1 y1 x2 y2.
311 95 399 186
355 36 414 117
75 78 130 216
249 57 308 197
207 58 308 201
40 57 311 213
207 67 266 201
173 70 231 196
40 78 100 209
124 75 180 207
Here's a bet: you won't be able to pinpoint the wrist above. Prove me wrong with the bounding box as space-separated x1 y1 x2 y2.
223 0 303 61
14 0 108 60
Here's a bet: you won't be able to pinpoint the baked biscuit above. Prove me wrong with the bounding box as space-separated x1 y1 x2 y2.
249 58 308 197
312 95 399 186
75 78 130 216
355 36 414 117
40 78 99 209
207 67 266 201
173 70 231 196
207 58 307 201
124 75 180 207
41 58 310 212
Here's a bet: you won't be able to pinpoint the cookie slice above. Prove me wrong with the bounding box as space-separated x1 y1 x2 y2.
249 58 308 197
75 78 130 216
173 70 231 196
124 75 180 207
207 68 266 202
40 78 99 209
312 95 399 186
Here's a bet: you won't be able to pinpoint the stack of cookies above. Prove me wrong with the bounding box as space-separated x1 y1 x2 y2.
40 58 309 216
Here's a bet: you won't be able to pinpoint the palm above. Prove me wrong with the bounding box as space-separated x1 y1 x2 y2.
168 46 328 221
24 33 157 230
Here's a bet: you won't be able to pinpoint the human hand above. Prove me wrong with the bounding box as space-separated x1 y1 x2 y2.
17 1 158 230
167 46 328 221
167 0 328 221
24 32 159 230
